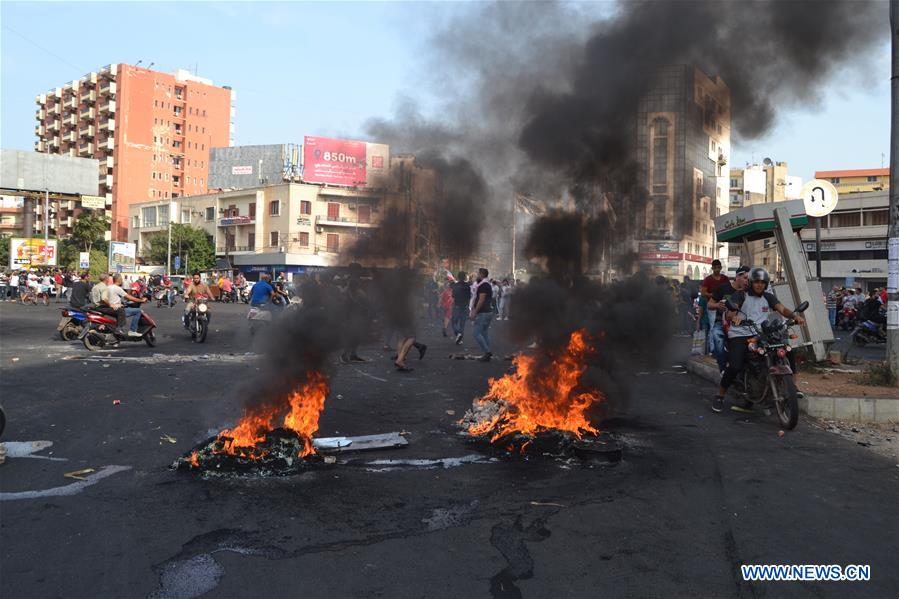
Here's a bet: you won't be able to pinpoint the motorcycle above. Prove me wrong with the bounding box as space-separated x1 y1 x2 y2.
57 306 89 341
238 283 254 304
155 286 177 308
725 299 809 430
79 302 158 351
185 297 210 343
851 319 886 346
836 305 857 331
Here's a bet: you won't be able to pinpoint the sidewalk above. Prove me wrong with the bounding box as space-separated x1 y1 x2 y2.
684 355 899 424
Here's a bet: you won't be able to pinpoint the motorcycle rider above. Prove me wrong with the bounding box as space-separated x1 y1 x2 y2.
183 271 213 328
707 265 750 374
860 289 886 327
249 273 277 308
711 267 805 414
103 273 148 337
68 272 92 309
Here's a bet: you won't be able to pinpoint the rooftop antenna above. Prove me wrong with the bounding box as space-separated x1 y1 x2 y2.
135 60 143 67
147 62 154 70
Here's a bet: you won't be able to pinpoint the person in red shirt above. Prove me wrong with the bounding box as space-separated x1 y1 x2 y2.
53 270 64 303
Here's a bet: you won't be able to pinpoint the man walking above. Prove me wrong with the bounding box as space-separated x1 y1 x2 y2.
470 268 494 362
450 271 471 345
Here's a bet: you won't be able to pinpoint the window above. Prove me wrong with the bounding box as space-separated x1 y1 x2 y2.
687 242 693 253
300 200 311 215
247 232 255 248
152 172 156 180
863 209 889 226
299 232 309 247
132 215 139 228
652 198 666 230
357 204 371 224
159 204 169 225
205 207 215 221
181 209 190 223
829 210 860 228
142 206 156 227
327 202 340 220
830 177 840 184
866 176 878 182
650 117 669 193
326 233 339 253
270 231 279 247
762 257 769 266
269 200 280 216
249 202 256 218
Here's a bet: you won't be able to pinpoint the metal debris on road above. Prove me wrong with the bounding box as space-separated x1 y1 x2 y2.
64 468 96 480
529 501 567 508
159 434 177 444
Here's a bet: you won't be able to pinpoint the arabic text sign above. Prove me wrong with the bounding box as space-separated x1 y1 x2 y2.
10 238 57 269
303 136 367 186
81 195 106 209
108 241 136 273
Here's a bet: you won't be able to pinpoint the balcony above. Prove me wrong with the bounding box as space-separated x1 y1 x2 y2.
105 156 114 169
79 125 95 138
99 80 116 96
80 89 96 103
48 120 60 132
78 142 94 155
48 104 60 115
49 136 60 148
103 138 114 151
63 113 77 127
63 131 76 143
216 245 254 254
36 109 45 120
98 99 116 113
315 215 378 228
79 107 95 120
98 118 115 132
35 124 45 136
217 215 255 227
34 141 46 152
64 96 77 110
105 174 113 187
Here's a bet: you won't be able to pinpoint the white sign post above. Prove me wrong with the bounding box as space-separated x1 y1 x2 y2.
800 179 839 280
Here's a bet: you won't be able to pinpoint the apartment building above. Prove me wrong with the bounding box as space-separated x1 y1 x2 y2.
815 168 889 195
128 177 431 276
35 64 233 242
799 190 889 292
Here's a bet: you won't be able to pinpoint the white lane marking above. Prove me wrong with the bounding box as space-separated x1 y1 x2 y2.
351 368 388 383
0 465 131 501
1 440 67 461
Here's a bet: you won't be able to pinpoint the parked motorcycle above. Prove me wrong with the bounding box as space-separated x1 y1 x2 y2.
725 299 809 430
57 306 89 341
851 319 887 346
79 303 158 350
185 297 210 343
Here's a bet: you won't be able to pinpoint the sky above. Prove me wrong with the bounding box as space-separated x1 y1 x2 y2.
0 1 891 183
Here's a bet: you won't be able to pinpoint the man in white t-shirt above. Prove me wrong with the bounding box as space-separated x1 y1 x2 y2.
103 273 147 336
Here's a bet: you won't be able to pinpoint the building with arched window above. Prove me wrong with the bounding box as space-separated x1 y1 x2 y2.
632 65 731 281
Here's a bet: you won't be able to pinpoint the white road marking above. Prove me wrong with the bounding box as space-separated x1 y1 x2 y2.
0 465 131 501
1 440 67 461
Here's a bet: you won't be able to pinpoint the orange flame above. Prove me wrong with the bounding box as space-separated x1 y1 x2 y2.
218 371 329 458
467 329 601 441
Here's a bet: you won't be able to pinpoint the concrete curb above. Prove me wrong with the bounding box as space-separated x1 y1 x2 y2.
682 357 899 424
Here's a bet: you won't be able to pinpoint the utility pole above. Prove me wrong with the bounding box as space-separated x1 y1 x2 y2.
166 201 173 277
888 0 899 382
511 192 517 281
43 188 49 242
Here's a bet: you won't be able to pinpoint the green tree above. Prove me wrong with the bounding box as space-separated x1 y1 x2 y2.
147 224 215 274
70 212 110 253
0 236 9 269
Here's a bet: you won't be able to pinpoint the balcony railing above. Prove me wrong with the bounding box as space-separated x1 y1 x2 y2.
78 142 94 155
80 89 96 103
99 100 116 113
79 125 95 138
79 107 95 120
218 216 255 227
48 121 60 131
64 97 77 109
98 118 115 132
216 245 254 253
315 215 377 228
99 81 116 96
63 114 77 127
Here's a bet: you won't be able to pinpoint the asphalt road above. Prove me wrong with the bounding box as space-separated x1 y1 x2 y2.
1 301 897 599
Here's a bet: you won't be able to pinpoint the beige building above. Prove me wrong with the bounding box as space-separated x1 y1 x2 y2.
128 156 439 276
727 161 803 277
799 190 889 292
815 168 888 195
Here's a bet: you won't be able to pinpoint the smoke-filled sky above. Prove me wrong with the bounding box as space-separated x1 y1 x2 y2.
0 1 890 182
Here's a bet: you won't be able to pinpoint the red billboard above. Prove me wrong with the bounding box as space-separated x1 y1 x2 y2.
302 136 367 186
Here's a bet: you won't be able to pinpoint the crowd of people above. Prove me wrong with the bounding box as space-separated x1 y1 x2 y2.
826 285 887 329
0 268 79 304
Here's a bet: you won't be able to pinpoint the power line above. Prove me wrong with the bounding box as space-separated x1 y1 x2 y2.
2 24 84 74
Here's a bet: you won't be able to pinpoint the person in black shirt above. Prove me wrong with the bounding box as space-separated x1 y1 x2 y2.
68 272 92 309
450 271 471 345
470 268 494 361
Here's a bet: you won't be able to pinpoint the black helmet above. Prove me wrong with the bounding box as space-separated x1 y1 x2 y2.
749 267 770 289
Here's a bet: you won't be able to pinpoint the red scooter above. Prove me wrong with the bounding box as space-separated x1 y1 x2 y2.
78 302 158 351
